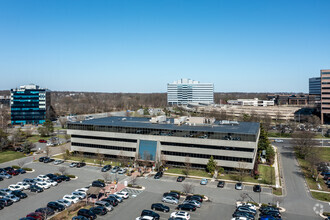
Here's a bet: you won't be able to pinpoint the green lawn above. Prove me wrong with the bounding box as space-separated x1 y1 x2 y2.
27 135 51 143
319 147 330 161
221 165 275 185
53 154 121 167
166 168 212 178
310 192 330 202
272 187 283 196
0 151 25 164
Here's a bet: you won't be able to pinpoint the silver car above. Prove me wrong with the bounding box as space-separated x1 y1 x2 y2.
0 173 12 179
162 196 179 204
183 200 201 208
0 188 13 195
56 199 72 207
108 194 123 203
72 191 86 199
4 194 20 202
95 200 113 211
54 160 64 165
118 168 127 174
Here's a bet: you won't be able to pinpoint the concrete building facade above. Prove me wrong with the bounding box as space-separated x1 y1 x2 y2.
67 117 259 170
227 98 274 107
167 78 214 105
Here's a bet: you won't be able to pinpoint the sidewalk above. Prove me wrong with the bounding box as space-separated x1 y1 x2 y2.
272 145 281 188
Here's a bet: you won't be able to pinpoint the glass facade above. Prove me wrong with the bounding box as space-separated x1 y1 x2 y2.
10 86 50 125
138 140 157 161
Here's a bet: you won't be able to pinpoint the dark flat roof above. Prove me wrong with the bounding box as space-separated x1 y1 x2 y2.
69 117 259 135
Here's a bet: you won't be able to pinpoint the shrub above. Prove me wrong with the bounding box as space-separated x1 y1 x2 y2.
54 173 60 176
97 179 105 183
248 202 259 206
127 184 142 189
12 165 21 169
66 174 76 178
23 167 32 171
323 212 330 216
170 190 183 195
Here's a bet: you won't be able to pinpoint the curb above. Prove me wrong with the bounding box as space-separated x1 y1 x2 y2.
25 169 35 173
126 186 145 191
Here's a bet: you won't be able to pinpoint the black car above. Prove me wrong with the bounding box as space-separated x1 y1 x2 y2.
72 216 89 220
77 208 97 220
44 158 55 163
0 202 4 210
253 185 261 192
52 176 63 183
35 207 55 217
141 210 160 220
260 206 279 214
47 202 65 212
30 185 44 193
176 176 185 182
58 175 71 181
92 180 105 187
16 168 26 174
0 198 13 206
12 190 28 199
102 197 118 206
151 203 170 212
39 157 48 162
185 195 203 202
77 162 86 168
0 176 3 181
176 204 196 211
46 173 57 179
217 181 225 188
101 165 112 172
23 178 35 185
163 192 180 200
19 217 36 220
89 206 107 215
154 171 163 179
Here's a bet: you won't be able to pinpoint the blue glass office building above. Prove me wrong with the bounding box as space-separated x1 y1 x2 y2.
10 84 51 125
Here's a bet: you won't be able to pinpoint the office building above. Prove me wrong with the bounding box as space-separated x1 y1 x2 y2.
227 98 274 107
10 84 51 125
67 116 260 170
321 69 330 124
167 78 214 105
309 77 321 95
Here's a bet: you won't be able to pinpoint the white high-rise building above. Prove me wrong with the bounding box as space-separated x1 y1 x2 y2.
167 78 214 105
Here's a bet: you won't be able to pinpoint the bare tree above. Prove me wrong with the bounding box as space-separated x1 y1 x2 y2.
64 134 71 143
291 131 317 159
262 113 272 132
275 111 282 126
17 159 27 168
182 183 195 194
58 166 67 175
59 117 68 129
183 156 191 177
96 150 105 167
237 162 247 182
45 146 50 157
306 147 322 180
130 175 138 185
60 146 68 161
102 172 112 184
160 154 167 167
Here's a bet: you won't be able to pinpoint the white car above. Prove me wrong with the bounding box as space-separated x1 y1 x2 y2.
72 191 86 199
170 211 190 220
231 217 248 220
16 182 30 190
75 187 88 193
54 160 64 165
8 184 24 191
37 175 49 181
36 182 50 189
46 142 54 146
56 199 72 207
274 139 283 143
236 202 257 211
63 195 79 203
45 179 58 186
136 217 154 220
115 191 129 199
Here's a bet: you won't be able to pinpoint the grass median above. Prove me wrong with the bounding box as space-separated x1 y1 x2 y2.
0 151 25 164
166 168 212 178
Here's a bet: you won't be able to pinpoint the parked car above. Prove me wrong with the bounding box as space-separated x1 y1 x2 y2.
259 206 279 214
35 207 55 218
114 191 129 199
58 175 71 181
170 211 190 220
176 204 196 211
56 199 72 207
151 203 170 212
236 202 257 211
108 194 123 203
46 173 57 179
8 184 24 191
111 166 120 173
47 202 65 212
38 139 47 143
154 171 163 179
72 191 86 199
236 206 257 215
182 200 201 208
43 158 55 163
7 169 19 176
17 182 30 190
0 198 13 206
36 182 50 189
232 211 254 219
26 212 45 220
141 210 160 220
118 168 127 174
0 173 12 179
63 195 79 203
235 182 243 190
76 162 86 168
39 156 48 162
92 180 105 187
77 208 97 219
89 206 107 216
11 190 28 199
253 185 261 192
216 181 225 188
200 178 208 185
101 165 111 172
45 179 58 186
37 175 50 181
136 217 154 220
102 197 118 206
16 168 26 174
0 188 13 195
4 194 20 202
54 160 64 165
163 192 180 200
162 196 179 204
95 200 113 211
69 162 78 168
185 195 203 203
30 185 43 193
176 176 185 182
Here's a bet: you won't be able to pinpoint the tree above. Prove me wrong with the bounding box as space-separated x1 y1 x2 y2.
102 172 112 184
182 183 195 194
45 146 50 157
261 113 272 132
37 119 54 137
217 166 225 177
206 156 217 175
64 134 71 143
237 162 247 182
0 129 9 151
59 117 68 129
257 125 274 164
130 175 138 185
58 166 67 175
305 147 322 180
96 150 105 167
11 128 24 147
183 156 191 177
60 146 68 161
0 108 10 131
17 159 27 168
275 111 282 125
21 141 34 154
291 131 317 159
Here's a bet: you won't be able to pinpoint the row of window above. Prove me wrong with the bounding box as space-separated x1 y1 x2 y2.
71 142 136 152
71 134 137 143
160 141 254 152
162 150 253 163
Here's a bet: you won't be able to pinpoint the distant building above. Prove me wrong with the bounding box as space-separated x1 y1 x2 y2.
267 94 317 106
227 98 274 107
0 96 10 108
10 84 51 125
167 78 214 105
309 77 321 95
321 69 330 124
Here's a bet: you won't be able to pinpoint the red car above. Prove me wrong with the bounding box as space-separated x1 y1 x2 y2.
26 212 45 220
38 139 47 143
7 170 19 176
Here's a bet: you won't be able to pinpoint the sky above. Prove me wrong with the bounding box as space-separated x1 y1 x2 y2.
0 0 329 93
